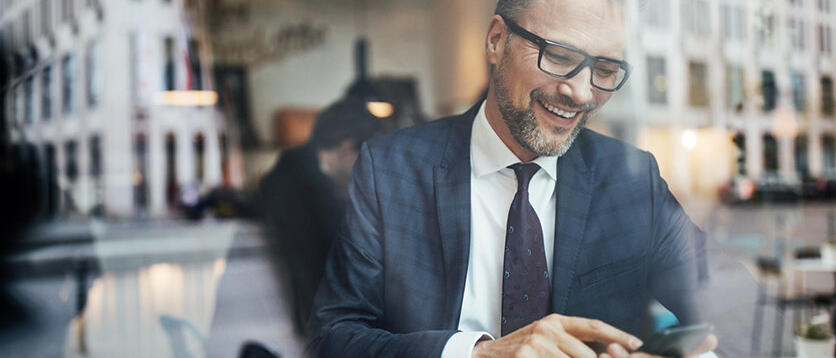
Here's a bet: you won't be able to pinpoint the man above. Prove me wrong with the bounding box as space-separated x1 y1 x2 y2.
311 0 718 357
258 97 381 337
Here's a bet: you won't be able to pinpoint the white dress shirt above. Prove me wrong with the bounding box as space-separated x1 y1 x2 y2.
441 101 558 357
440 102 717 358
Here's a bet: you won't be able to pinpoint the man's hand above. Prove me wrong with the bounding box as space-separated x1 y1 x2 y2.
598 334 718 358
472 314 643 358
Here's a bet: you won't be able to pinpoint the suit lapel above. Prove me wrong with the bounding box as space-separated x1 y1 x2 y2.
551 132 594 314
435 104 478 330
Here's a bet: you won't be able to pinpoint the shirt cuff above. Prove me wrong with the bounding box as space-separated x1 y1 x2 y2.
698 351 718 358
440 331 494 358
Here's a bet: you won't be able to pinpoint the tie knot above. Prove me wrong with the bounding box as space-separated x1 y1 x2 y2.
508 163 540 191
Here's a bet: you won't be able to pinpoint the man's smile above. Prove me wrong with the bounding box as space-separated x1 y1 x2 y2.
535 98 580 129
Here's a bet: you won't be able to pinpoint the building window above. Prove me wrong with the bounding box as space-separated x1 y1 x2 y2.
60 0 75 23
44 143 58 216
759 15 777 48
646 56 667 104
792 73 806 112
763 134 779 172
188 39 202 90
164 37 175 91
23 10 32 45
761 70 777 112
194 133 205 184
819 0 832 13
789 18 805 50
220 133 229 184
86 40 101 107
42 65 51 120
688 61 709 108
822 76 834 116
796 134 810 179
819 24 833 55
65 140 78 183
682 0 711 36
89 135 102 179
24 76 33 124
62 54 75 114
133 135 149 212
40 0 52 36
721 5 745 41
726 65 744 111
165 133 178 207
824 135 836 176
643 0 669 28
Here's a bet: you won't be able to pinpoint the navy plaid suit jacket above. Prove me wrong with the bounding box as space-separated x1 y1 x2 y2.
311 103 706 357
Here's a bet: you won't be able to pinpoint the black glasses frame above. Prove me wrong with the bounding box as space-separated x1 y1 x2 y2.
500 15 632 92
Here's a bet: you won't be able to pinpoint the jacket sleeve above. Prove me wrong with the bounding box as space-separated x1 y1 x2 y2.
309 142 457 358
646 152 709 326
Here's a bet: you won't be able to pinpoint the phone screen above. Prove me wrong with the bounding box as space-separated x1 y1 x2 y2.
638 323 713 357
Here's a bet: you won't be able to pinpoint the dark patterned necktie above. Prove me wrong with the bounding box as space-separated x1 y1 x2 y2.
501 162 551 336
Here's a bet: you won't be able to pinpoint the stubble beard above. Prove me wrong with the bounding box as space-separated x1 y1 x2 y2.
492 53 592 158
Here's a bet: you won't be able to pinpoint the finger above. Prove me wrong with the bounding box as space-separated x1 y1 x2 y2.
685 334 718 357
600 354 613 358
562 316 643 350
553 331 598 358
606 343 630 358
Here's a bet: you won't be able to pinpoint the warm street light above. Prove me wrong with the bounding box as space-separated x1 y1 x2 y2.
682 129 697 150
156 91 218 106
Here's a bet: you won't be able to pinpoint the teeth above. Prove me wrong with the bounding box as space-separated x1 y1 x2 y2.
540 100 577 119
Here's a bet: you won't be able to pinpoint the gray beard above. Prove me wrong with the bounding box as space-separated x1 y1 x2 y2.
492 58 591 158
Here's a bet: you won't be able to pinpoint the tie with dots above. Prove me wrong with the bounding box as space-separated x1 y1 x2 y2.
501 162 550 336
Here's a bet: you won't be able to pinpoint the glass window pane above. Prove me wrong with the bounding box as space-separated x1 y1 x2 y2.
761 71 777 112
822 76 834 115
42 65 51 120
62 54 74 114
726 65 744 111
792 73 806 111
688 61 709 107
763 134 779 172
647 56 667 104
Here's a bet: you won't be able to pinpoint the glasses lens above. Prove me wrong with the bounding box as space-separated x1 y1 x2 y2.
591 60 627 90
540 44 585 76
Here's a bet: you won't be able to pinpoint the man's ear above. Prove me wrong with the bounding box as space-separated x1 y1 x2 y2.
486 15 507 68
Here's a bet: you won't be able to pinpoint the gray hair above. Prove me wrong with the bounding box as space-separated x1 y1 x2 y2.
494 0 627 21
494 0 535 20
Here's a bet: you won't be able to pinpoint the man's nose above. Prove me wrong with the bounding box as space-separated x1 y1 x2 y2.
556 66 594 107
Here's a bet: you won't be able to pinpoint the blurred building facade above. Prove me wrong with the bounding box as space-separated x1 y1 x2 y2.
0 0 231 218
3 0 836 207
598 0 836 199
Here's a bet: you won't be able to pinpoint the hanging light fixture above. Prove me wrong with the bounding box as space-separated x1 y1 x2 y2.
343 0 394 119
346 38 394 119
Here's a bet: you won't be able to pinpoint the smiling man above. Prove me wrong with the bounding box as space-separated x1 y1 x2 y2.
310 1 716 357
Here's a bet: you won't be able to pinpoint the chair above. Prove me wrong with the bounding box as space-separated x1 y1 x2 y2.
748 251 836 357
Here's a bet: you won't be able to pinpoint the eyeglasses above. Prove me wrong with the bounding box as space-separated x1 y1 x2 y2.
501 15 632 92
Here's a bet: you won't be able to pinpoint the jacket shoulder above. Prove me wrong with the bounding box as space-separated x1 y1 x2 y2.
575 129 654 180
363 114 469 166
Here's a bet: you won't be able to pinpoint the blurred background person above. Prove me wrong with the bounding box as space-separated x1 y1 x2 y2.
256 95 383 338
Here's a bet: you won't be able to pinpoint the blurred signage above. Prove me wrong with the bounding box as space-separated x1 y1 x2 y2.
212 22 327 66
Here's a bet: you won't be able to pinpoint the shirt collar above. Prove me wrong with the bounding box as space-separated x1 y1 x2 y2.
471 101 558 180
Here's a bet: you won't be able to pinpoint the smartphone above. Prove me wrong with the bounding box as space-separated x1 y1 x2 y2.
638 323 714 357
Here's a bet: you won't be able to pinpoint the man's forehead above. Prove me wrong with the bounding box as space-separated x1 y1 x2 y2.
519 0 628 58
